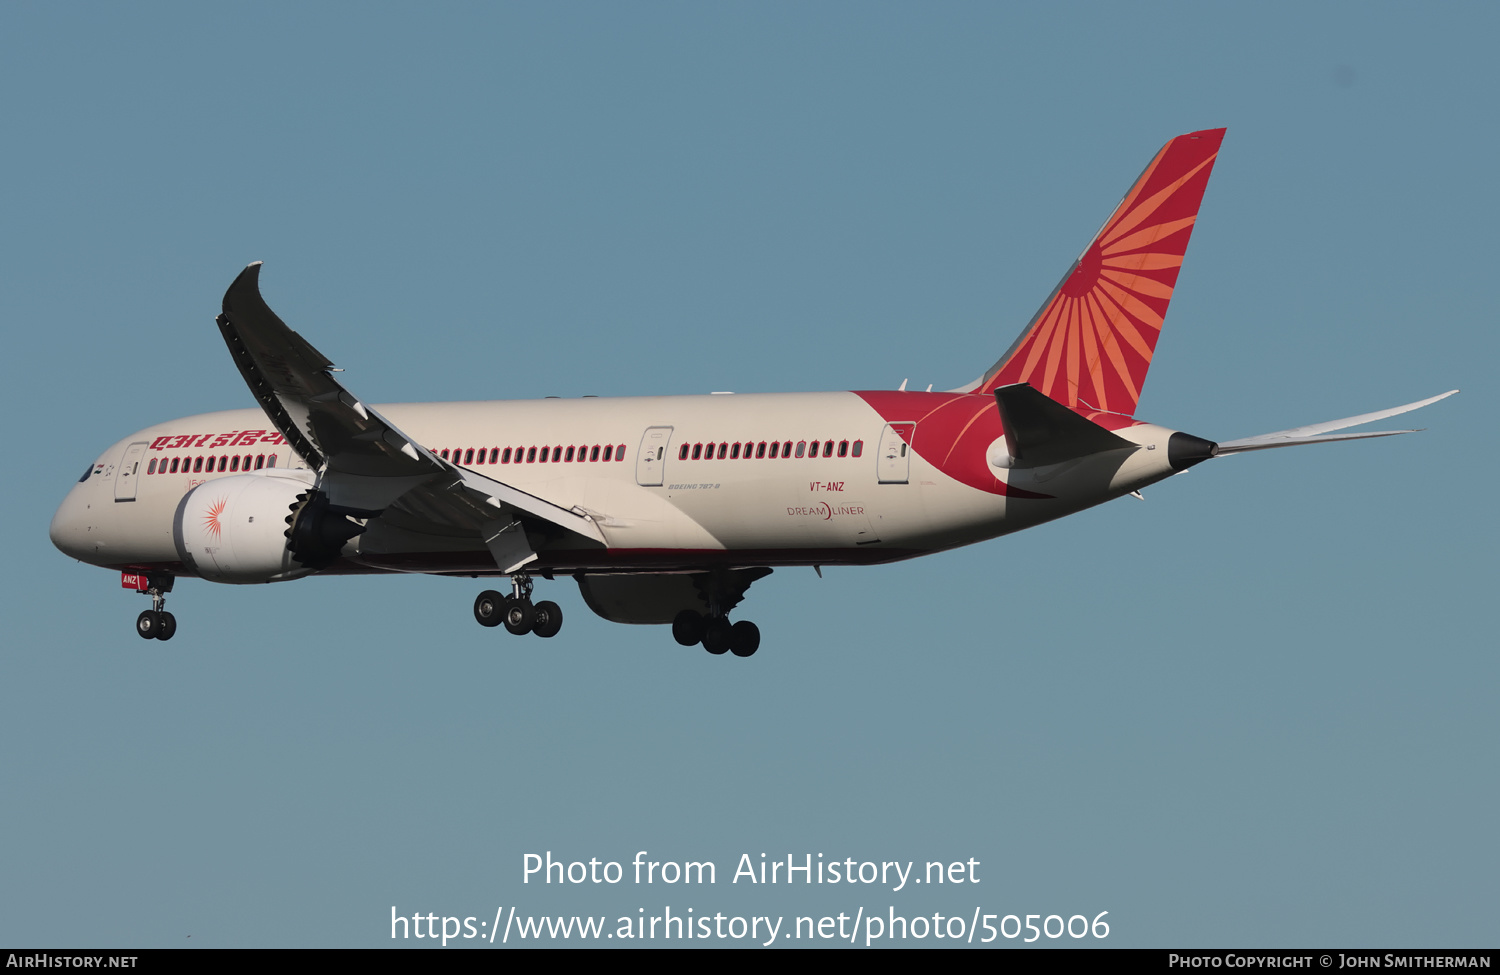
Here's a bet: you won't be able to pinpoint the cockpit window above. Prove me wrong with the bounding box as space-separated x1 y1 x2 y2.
78 464 93 483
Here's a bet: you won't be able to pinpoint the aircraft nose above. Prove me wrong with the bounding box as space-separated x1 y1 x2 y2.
50 483 97 562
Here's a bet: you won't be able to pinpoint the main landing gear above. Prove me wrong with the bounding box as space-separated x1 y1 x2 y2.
133 574 177 641
669 567 769 657
672 610 760 657
473 572 562 639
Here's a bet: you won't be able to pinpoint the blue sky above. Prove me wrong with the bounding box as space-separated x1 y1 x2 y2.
2 2 1494 948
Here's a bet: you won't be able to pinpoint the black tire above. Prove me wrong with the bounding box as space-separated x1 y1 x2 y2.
136 610 159 640
473 590 506 627
702 617 732 655
729 620 760 657
155 611 177 642
672 610 704 647
503 599 535 636
532 600 563 638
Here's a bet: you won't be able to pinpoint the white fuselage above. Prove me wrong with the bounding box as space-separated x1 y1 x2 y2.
51 390 1187 579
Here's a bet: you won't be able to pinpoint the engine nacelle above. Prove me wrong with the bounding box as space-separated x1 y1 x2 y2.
175 470 322 584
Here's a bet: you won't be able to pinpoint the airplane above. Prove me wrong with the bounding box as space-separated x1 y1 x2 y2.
49 127 1456 657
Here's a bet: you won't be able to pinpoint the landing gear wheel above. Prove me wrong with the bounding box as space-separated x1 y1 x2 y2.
155 612 177 641
702 617 732 655
136 610 160 640
729 620 759 657
532 600 563 638
473 590 506 627
672 610 704 647
503 599 535 636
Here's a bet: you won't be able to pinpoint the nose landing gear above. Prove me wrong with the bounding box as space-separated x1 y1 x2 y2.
473 572 563 640
131 573 177 641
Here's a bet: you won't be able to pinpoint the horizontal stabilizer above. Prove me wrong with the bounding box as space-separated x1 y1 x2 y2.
994 383 1137 467
1216 390 1457 455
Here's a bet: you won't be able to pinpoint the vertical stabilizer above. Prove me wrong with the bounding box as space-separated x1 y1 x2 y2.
968 128 1225 415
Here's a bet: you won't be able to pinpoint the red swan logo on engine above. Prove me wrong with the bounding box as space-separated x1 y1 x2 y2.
202 498 227 539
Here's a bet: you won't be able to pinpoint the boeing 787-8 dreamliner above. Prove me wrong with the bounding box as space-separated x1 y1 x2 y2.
49 128 1455 656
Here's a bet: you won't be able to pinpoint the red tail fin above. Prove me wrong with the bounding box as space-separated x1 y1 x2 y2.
972 128 1225 414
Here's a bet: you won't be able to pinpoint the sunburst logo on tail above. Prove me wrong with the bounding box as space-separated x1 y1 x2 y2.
982 128 1224 415
203 498 227 539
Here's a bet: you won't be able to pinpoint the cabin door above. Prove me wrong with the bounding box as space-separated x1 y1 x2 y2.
635 426 674 486
114 441 148 501
875 423 915 484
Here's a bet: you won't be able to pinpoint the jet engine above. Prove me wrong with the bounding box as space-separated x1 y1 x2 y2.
174 470 370 583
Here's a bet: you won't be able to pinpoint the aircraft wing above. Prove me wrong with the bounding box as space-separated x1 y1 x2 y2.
216 263 605 571
1215 390 1458 455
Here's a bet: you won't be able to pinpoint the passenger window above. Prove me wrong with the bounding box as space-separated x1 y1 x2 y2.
540 446 550 463
255 455 265 470
838 440 849 457
267 455 277 468
824 440 834 457
782 441 792 457
170 458 180 473
795 441 806 458
440 449 449 460
679 444 689 460
616 444 625 461
603 445 613 461
501 448 511 463
462 448 472 464
564 446 573 462
148 458 158 474
527 447 537 463
193 457 203 472
852 440 863 457
692 444 702 460
230 456 239 472
731 443 741 459
717 443 727 459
